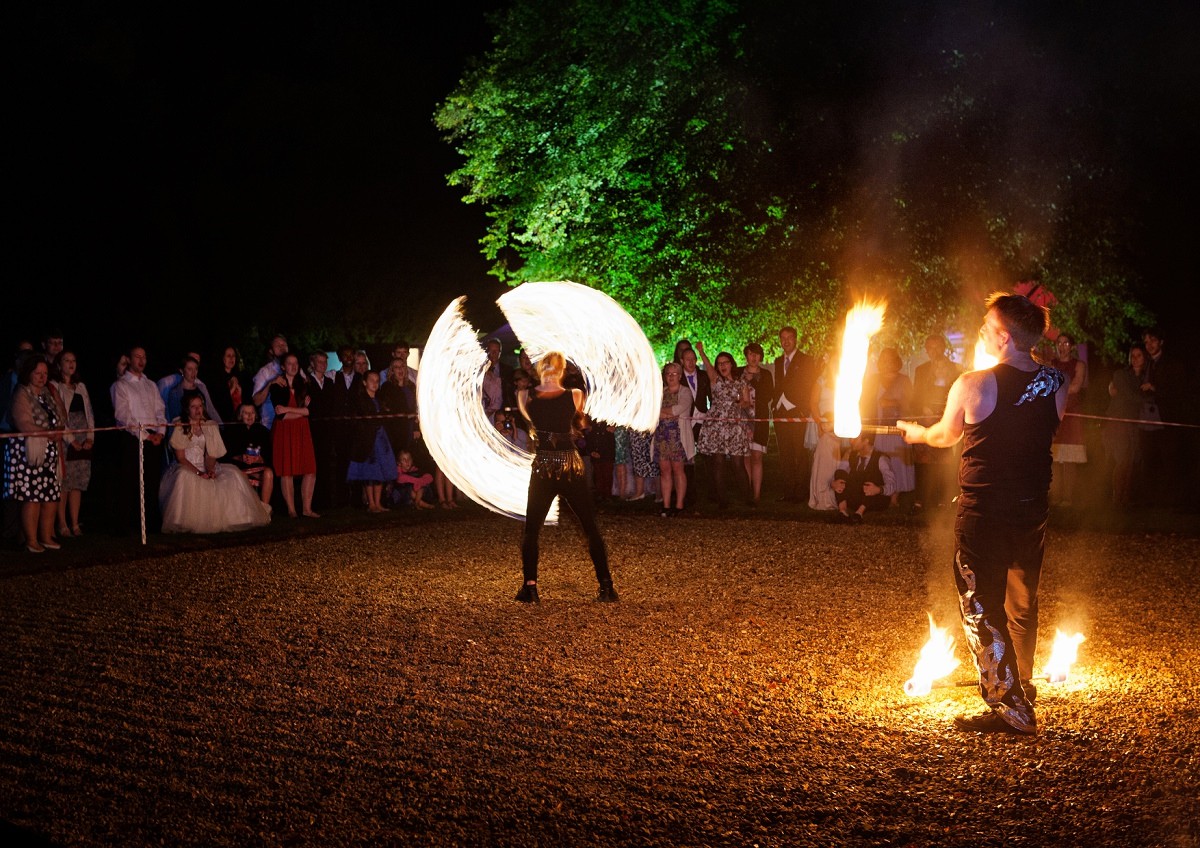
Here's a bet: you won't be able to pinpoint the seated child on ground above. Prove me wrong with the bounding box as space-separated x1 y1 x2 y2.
392 449 436 509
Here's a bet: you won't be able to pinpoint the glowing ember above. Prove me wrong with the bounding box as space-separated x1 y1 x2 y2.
971 338 998 371
904 614 961 697
1044 630 1085 684
833 300 887 438
419 281 661 522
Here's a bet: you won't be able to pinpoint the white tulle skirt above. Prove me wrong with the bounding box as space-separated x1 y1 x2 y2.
808 431 843 510
160 465 271 534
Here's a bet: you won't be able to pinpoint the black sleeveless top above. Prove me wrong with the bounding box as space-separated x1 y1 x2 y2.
524 390 576 451
960 364 1064 500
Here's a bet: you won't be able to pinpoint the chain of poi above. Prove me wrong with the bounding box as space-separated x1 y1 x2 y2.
418 296 541 522
418 281 662 522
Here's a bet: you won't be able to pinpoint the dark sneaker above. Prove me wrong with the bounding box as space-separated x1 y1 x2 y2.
953 709 1035 735
597 582 620 603
515 584 540 604
850 513 864 525
1021 680 1038 705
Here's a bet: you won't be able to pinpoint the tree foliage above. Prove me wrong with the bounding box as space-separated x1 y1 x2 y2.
437 0 1153 363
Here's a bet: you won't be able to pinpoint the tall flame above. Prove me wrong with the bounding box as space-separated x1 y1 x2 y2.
833 300 887 438
1044 630 1085 684
971 339 998 371
904 613 961 697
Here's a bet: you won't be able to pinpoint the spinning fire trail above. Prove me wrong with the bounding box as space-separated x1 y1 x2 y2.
418 281 661 523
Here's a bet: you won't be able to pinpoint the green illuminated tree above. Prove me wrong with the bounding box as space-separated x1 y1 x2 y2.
437 0 1152 362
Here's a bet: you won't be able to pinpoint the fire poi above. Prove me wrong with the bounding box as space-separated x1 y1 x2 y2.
418 281 661 522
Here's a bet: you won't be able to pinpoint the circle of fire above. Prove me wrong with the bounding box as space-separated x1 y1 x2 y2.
418 281 662 522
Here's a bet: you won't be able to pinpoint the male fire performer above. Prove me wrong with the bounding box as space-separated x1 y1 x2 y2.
897 293 1067 735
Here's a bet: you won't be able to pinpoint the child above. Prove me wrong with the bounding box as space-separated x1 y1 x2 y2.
395 450 435 509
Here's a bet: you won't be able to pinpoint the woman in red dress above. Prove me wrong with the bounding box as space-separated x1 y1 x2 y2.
268 353 320 518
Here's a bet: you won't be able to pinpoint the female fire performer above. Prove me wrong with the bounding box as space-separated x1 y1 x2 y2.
514 351 618 604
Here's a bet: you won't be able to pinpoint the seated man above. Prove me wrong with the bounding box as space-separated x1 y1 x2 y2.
831 432 896 524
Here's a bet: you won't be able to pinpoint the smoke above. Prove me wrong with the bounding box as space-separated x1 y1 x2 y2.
840 0 1100 294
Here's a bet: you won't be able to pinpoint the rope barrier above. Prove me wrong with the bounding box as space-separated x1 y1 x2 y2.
1 408 1197 442
0 399 1193 549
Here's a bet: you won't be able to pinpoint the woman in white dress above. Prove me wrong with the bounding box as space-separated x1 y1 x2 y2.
808 356 843 510
160 394 271 533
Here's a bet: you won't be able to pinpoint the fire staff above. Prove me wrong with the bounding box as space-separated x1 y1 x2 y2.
897 293 1067 735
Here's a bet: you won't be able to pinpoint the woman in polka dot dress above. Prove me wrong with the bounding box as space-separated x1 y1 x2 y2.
3 356 65 552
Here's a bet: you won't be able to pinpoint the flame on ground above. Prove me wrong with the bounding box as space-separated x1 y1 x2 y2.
833 300 886 438
1044 630 1085 684
904 613 961 697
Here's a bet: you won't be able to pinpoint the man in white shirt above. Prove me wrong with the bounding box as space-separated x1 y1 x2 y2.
830 433 896 524
771 326 817 503
307 351 337 511
112 346 168 534
251 335 289 428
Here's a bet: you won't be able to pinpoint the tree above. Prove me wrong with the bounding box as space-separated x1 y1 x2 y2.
437 0 1154 363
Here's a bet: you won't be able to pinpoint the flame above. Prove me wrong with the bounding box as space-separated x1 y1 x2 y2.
418 282 661 522
1044 630 1085 684
972 339 998 371
497 282 661 433
833 300 886 438
904 613 961 696
418 296 543 522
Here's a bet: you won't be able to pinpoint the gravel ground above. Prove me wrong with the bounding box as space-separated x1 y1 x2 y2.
0 509 1197 847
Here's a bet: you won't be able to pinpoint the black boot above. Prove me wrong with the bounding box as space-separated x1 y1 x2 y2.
515 583 540 603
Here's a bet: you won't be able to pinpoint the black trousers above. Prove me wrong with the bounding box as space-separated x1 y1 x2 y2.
522 471 610 586
774 419 811 500
953 492 1042 732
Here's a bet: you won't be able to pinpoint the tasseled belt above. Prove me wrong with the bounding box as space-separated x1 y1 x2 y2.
530 430 583 480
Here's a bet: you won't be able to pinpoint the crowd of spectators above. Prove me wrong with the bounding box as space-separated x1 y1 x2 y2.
1 333 442 550
2 322 1196 553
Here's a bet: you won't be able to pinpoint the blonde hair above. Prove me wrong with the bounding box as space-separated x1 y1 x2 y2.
537 351 566 382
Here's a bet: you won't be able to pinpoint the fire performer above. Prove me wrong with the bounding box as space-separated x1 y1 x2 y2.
514 351 618 605
897 293 1067 735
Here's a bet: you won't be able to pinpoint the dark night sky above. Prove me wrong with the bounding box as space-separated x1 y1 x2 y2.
7 1 1199 374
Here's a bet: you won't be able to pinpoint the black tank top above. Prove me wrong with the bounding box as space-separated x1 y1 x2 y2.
525 390 576 450
960 363 1063 500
